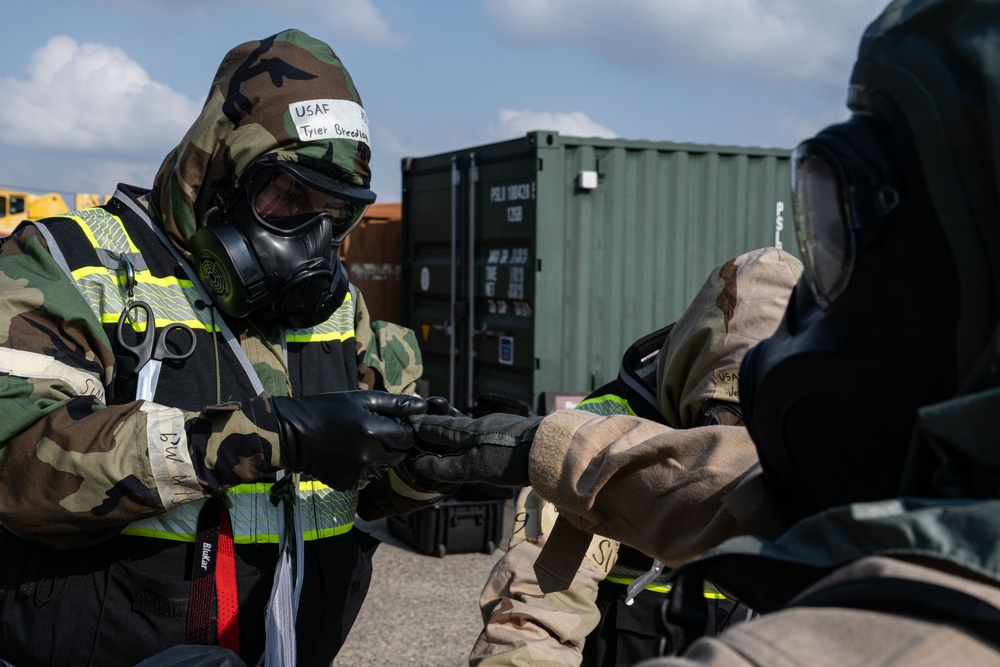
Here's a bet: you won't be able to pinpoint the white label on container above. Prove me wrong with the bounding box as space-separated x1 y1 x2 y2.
420 266 431 292
499 336 514 365
288 99 370 146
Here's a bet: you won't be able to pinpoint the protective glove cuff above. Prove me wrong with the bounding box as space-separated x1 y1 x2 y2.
408 413 543 454
395 458 461 496
406 413 543 487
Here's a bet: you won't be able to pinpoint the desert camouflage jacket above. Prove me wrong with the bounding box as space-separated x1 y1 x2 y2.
472 248 801 666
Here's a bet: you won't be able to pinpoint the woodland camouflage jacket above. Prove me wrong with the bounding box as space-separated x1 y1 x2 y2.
0 29 428 550
0 203 424 550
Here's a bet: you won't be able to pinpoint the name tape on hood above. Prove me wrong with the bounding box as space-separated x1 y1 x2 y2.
288 99 370 147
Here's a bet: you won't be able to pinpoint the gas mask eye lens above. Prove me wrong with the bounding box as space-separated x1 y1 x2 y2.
251 168 368 241
791 146 855 309
254 172 312 220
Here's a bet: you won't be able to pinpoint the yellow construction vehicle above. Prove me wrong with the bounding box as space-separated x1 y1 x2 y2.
0 189 110 236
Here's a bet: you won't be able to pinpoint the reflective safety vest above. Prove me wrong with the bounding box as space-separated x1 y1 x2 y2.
574 325 727 601
604 566 728 600
34 198 359 544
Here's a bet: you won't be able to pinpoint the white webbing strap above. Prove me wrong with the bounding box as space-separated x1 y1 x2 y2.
260 472 306 666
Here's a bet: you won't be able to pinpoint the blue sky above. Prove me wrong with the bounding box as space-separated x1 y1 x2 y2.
1 0 888 204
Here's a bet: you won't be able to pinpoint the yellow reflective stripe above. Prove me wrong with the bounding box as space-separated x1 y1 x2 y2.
117 525 353 544
67 212 140 256
71 267 195 290
603 576 729 599
99 312 209 330
605 575 671 594
119 527 196 543
120 482 358 544
63 211 221 333
120 499 205 542
297 479 335 492
75 275 217 331
284 292 355 342
71 267 128 289
576 394 637 417
285 327 354 343
226 482 275 495
701 583 728 599
298 525 353 541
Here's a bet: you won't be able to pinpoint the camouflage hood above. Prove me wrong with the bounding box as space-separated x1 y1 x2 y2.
854 0 1000 498
850 0 1000 386
656 247 802 429
150 29 372 259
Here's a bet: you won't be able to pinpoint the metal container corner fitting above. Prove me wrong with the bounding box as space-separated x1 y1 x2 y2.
401 131 794 416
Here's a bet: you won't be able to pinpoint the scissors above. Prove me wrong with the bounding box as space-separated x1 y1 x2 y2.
116 300 197 401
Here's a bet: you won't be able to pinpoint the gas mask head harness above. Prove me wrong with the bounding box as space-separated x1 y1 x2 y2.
192 159 375 329
739 100 961 519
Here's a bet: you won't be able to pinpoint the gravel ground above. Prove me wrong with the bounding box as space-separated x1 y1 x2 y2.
334 501 514 667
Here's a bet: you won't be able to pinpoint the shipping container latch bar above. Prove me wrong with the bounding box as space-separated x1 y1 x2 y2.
448 157 459 404
466 153 478 410
474 323 508 339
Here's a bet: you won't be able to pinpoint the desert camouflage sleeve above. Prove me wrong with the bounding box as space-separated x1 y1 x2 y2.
351 288 450 518
0 225 282 549
528 410 788 569
470 487 617 667
471 536 605 667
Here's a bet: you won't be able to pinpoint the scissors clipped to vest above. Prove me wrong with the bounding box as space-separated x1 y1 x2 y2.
115 254 197 401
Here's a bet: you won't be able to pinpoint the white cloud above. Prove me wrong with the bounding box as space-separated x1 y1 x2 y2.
366 110 617 202
487 109 618 141
314 0 407 47
0 36 201 155
481 0 886 86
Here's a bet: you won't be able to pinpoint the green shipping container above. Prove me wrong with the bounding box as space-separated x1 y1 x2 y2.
401 131 794 416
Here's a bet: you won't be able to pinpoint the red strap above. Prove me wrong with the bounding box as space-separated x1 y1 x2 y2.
216 502 240 653
186 496 240 653
187 497 221 646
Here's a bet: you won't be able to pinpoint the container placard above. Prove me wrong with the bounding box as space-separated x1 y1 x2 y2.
499 336 514 365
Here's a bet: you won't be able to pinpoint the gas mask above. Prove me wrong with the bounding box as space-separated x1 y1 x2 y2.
739 111 960 519
192 160 375 329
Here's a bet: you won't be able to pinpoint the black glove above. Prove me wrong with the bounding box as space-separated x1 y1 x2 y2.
273 390 428 491
426 395 467 417
406 412 543 487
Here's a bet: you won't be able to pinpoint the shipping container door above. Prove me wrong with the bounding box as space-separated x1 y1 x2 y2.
402 155 467 406
467 148 539 416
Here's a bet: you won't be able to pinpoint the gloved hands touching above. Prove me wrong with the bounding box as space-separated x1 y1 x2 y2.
425 395 466 418
272 390 531 493
385 395 469 496
406 412 544 487
273 390 428 491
